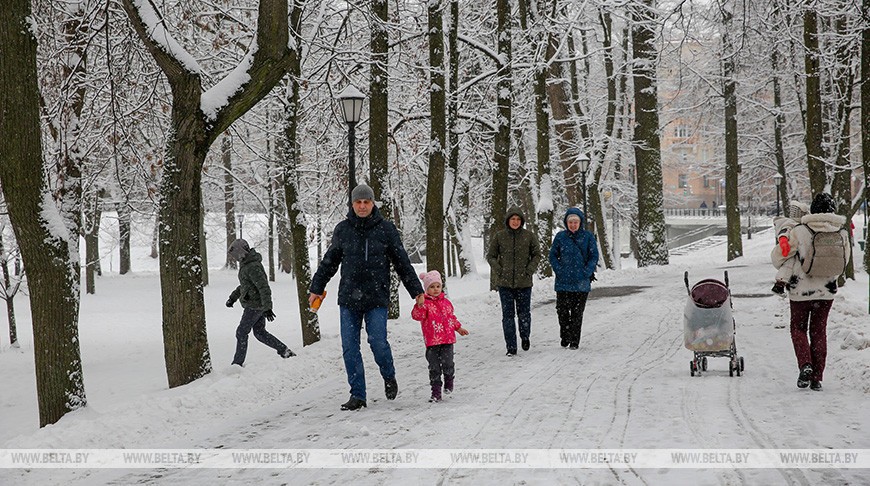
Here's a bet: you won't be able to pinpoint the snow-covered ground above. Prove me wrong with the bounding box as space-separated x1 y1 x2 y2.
1 215 868 485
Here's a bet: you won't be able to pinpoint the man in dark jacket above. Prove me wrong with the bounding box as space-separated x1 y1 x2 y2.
548 207 599 349
309 183 425 410
226 238 295 366
486 206 541 355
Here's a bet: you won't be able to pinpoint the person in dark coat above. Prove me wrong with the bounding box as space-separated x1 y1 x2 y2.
309 183 425 410
226 238 295 366
486 206 541 355
548 207 599 349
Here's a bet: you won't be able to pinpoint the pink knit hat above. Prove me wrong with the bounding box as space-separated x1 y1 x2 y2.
419 270 442 291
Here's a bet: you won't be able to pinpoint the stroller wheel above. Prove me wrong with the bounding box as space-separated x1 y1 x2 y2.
728 362 734 377
701 357 708 372
690 360 696 376
739 356 745 372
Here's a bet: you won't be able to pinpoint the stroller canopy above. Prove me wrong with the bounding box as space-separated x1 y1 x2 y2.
690 279 729 309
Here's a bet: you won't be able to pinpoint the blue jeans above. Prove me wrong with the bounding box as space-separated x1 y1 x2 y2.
232 308 288 365
339 306 394 400
498 287 532 352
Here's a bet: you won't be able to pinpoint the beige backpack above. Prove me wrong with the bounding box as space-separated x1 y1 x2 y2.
800 227 847 278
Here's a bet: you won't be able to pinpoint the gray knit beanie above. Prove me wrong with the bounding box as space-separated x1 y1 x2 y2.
351 183 375 202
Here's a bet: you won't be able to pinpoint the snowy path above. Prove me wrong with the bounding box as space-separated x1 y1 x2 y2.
2 228 868 485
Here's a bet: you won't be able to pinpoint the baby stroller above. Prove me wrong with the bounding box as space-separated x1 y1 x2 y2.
683 271 744 377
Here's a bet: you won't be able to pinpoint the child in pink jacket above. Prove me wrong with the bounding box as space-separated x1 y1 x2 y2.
411 271 469 402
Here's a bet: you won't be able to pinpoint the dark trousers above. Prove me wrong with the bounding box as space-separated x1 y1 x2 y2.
498 287 532 352
425 343 455 386
789 299 833 381
232 308 288 365
556 291 589 346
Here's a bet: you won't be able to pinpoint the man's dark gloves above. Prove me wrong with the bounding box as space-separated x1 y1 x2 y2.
264 309 276 322
226 298 235 308
589 273 597 282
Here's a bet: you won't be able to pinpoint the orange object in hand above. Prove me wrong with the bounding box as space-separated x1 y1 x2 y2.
310 291 326 313
779 236 790 257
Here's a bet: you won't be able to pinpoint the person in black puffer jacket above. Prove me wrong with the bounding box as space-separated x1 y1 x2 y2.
309 183 425 411
226 238 294 366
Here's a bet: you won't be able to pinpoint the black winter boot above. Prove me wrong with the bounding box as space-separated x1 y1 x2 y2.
384 378 398 400
341 396 367 411
810 380 823 391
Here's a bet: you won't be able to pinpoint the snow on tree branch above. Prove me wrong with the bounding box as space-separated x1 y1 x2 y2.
201 38 258 121
130 0 201 74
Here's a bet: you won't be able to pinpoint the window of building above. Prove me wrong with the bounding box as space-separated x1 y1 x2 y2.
678 174 688 188
675 125 689 138
703 175 710 188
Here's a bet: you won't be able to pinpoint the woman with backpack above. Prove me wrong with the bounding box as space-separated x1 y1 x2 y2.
774 193 850 391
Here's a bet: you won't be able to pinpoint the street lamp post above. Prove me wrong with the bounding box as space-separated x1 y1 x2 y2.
773 173 783 217
578 153 590 226
237 213 245 239
336 84 366 207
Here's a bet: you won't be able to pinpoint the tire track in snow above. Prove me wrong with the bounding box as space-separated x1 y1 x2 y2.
726 377 813 486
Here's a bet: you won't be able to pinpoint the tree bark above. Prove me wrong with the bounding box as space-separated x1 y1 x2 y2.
804 4 826 194
118 198 132 275
282 1 319 346
0 0 87 425
519 0 553 277
489 0 512 289
123 0 293 387
0 232 19 347
84 189 101 294
631 0 669 267
722 0 743 261
369 0 402 317
546 34 581 208
427 0 447 280
446 0 472 277
222 134 238 269
862 0 870 276
770 3 790 213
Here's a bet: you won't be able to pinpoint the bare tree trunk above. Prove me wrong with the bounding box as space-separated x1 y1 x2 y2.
513 129 537 235
446 0 472 277
123 0 294 387
277 206 293 273
631 0 669 267
831 6 856 282
118 198 132 275
804 5 826 194
267 174 276 282
0 232 19 347
722 0 743 261
489 0 512 289
426 0 447 279
862 0 870 276
282 1 319 346
84 189 101 294
519 0 553 277
771 3 790 213
369 0 402 317
546 33 581 208
150 215 159 259
0 0 87 425
222 134 238 269
200 198 209 287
